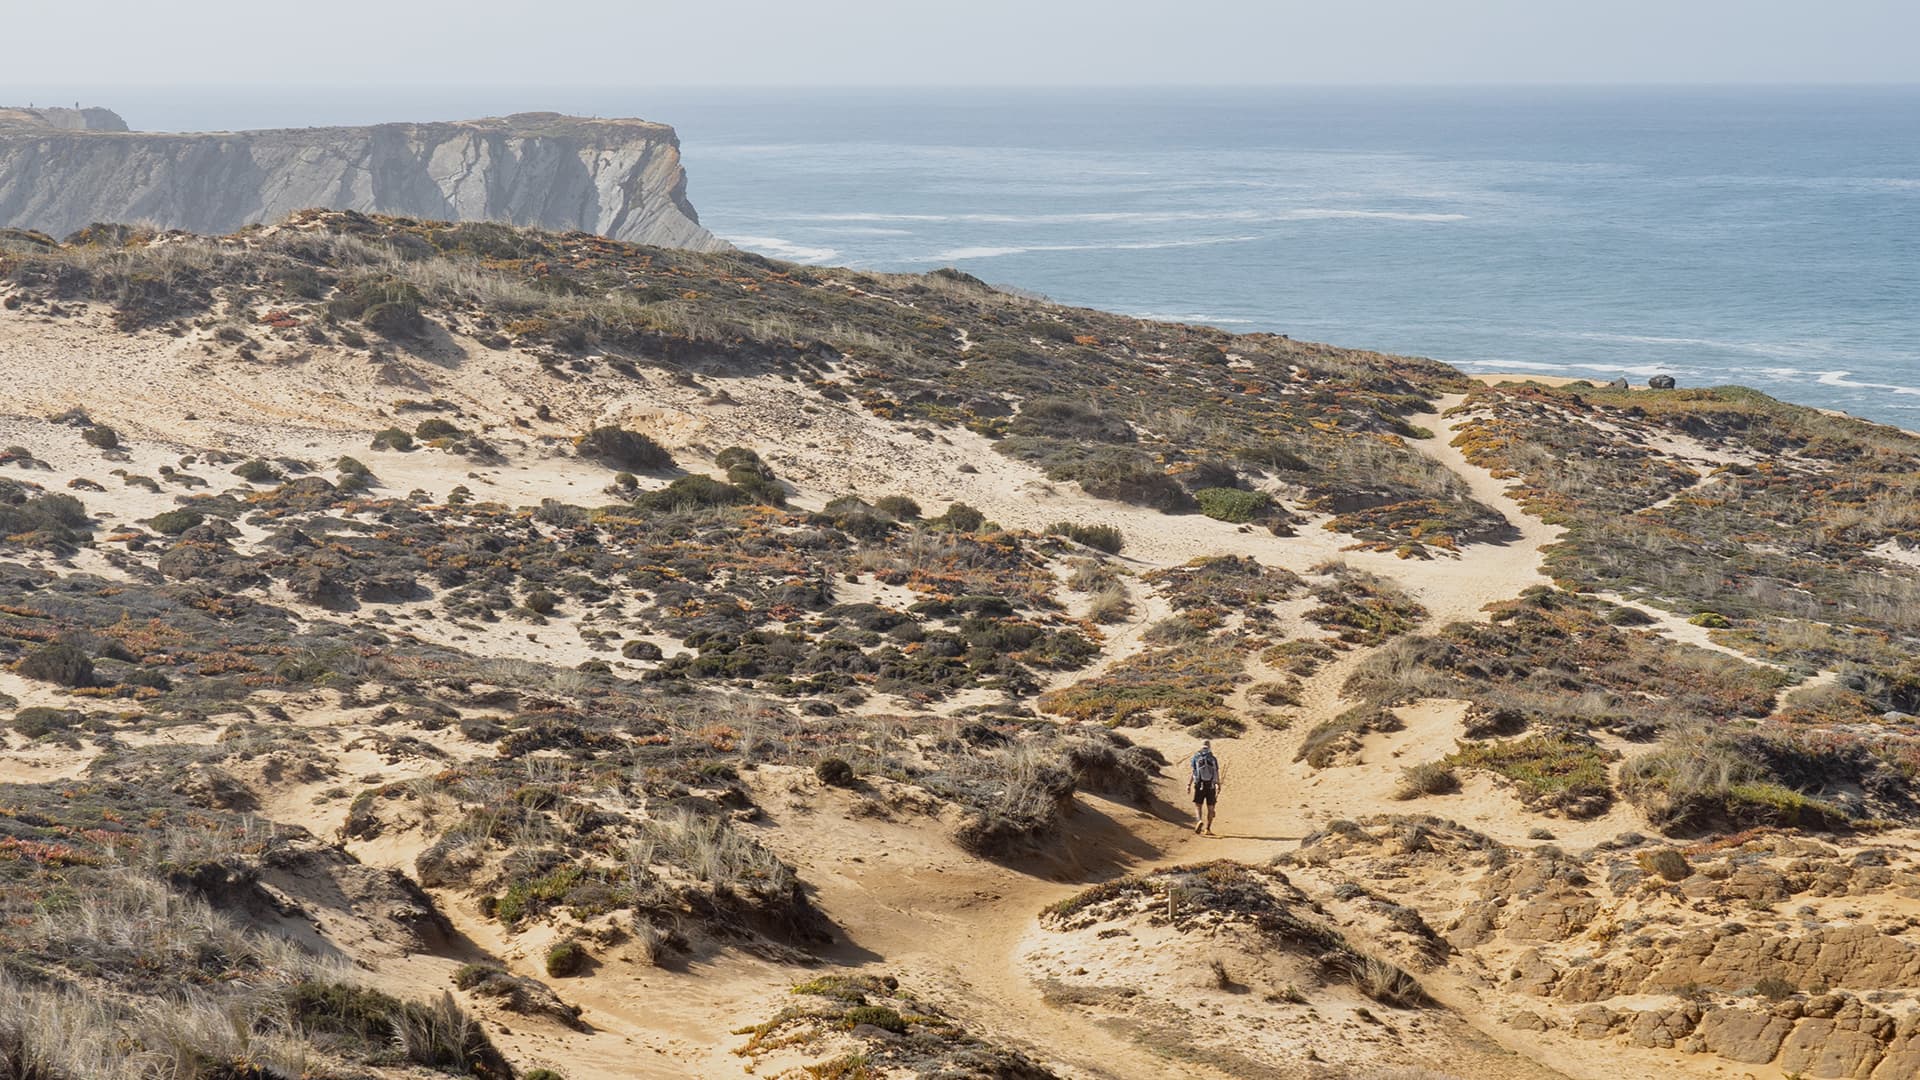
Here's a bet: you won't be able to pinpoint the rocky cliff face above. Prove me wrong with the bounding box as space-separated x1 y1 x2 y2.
0 110 725 250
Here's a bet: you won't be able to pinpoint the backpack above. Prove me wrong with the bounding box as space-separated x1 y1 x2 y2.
1191 749 1218 783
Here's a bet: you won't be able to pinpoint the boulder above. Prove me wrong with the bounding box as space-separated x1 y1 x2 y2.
1571 1004 1617 1039
1648 374 1677 389
1697 1007 1795 1064
1777 1019 1884 1078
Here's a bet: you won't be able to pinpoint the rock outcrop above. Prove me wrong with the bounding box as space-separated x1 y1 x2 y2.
0 109 725 250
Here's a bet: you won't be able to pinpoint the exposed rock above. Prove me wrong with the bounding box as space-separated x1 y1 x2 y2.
1696 1007 1795 1063
0 110 724 249
1625 1003 1700 1049
1503 883 1600 942
1571 1004 1618 1039
1648 374 1677 389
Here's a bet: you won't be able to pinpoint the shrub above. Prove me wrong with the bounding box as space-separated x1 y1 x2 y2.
370 427 415 451
544 940 587 978
286 979 401 1042
1392 761 1459 800
16 643 92 687
873 495 922 520
11 706 76 738
1689 611 1732 629
414 417 464 441
82 425 119 449
1620 728 1853 834
231 459 280 484
577 426 673 471
390 991 511 1078
622 640 664 661
330 276 426 338
1046 521 1124 555
715 446 785 505
146 508 204 535
634 474 748 512
1349 955 1428 1008
937 501 986 532
1085 584 1132 624
524 590 560 615
814 757 856 787
1194 487 1272 523
1445 733 1616 817
841 1005 907 1033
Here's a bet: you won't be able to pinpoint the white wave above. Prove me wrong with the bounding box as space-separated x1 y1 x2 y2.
1278 209 1468 222
1451 358 1579 372
923 234 1261 262
1129 312 1259 325
1814 371 1920 395
1541 329 1845 362
932 245 1029 260
791 206 1464 226
722 235 839 264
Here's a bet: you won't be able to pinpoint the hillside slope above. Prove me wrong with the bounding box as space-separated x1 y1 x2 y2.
1 216 1918 1080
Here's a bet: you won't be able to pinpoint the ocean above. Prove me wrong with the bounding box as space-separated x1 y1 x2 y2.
31 85 1920 425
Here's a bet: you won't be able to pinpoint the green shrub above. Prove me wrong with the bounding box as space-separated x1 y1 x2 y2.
815 757 856 787
231 459 280 484
82 424 119 449
1046 521 1124 555
937 501 986 532
371 427 415 451
1689 611 1732 629
1194 487 1272 523
330 276 426 338
841 1005 907 1033
16 642 92 687
577 426 672 471
524 590 560 615
11 706 77 738
414 417 464 442
147 508 204 535
873 495 922 520
634 474 748 512
544 940 587 978
715 446 785 505
285 979 401 1042
622 639 664 661
1446 733 1616 816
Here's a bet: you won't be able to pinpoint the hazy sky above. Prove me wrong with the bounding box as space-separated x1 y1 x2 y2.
8 0 1918 87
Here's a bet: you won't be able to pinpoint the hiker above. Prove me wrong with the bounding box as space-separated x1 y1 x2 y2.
1187 739 1221 835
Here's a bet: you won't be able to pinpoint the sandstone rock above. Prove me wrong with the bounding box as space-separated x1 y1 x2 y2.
1777 1018 1884 1078
1506 949 1560 996
1504 884 1600 942
0 111 725 250
1626 1003 1701 1049
1698 1007 1795 1064
1872 1045 1920 1079
1571 1004 1617 1039
1506 1010 1549 1032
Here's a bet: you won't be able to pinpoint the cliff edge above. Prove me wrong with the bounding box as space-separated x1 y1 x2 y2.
0 109 726 250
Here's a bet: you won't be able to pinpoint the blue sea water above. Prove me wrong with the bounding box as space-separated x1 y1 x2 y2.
24 85 1920 425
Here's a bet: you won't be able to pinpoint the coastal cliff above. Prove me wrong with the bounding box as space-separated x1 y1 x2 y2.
0 109 726 249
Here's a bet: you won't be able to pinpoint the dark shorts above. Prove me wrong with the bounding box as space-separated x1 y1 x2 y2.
1193 781 1217 807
